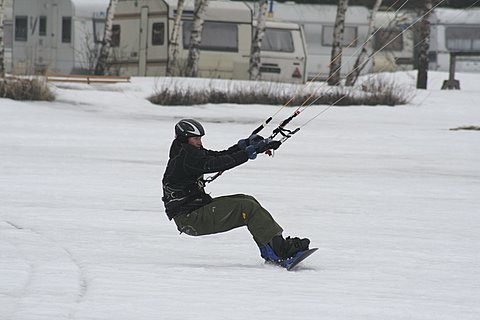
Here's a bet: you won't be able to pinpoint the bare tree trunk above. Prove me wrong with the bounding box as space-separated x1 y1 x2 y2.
249 0 268 81
328 0 349 86
345 0 382 86
95 0 119 75
417 0 433 89
186 0 209 78
0 0 5 78
167 0 186 76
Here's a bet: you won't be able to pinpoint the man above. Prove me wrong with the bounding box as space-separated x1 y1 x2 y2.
162 119 310 262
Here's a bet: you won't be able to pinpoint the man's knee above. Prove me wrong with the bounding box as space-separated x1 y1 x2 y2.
177 224 199 236
174 212 203 236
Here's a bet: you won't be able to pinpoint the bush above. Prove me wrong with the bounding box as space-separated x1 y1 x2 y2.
358 76 414 106
149 76 413 107
149 80 292 105
0 77 55 101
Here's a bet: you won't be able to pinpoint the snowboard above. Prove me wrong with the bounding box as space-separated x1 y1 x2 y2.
267 248 318 271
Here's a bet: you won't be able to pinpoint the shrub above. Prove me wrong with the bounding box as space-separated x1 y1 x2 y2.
358 76 414 106
149 80 292 105
149 76 413 107
0 77 55 101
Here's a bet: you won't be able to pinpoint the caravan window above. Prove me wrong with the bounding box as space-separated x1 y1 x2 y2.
112 25 120 47
183 21 238 52
304 24 323 54
322 26 358 47
374 28 403 51
62 17 72 43
152 23 165 46
15 16 28 42
262 28 294 53
446 26 480 51
39 16 47 36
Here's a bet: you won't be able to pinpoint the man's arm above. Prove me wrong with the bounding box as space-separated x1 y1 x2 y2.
204 144 241 157
184 144 249 174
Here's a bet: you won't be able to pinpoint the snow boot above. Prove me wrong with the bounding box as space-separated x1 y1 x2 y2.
259 244 281 262
260 235 310 261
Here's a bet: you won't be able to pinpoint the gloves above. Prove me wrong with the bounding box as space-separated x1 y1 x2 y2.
245 138 281 160
238 134 264 150
245 145 257 160
253 138 281 154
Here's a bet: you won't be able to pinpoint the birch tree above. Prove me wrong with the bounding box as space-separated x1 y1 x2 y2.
416 0 433 89
0 0 4 78
95 0 119 75
328 0 349 86
167 0 186 76
345 0 382 86
249 0 268 81
186 0 209 78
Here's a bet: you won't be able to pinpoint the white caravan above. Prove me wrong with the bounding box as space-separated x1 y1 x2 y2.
12 0 109 75
429 8 480 72
111 0 251 79
266 1 371 81
371 11 416 73
111 0 306 83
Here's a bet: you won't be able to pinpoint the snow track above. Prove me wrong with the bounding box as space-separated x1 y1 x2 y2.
0 221 86 320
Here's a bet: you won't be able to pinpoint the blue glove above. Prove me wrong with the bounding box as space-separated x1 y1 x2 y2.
253 138 282 154
248 134 264 146
238 134 264 150
245 145 257 160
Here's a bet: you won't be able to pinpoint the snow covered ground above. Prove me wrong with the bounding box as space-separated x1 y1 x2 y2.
1 71 479 319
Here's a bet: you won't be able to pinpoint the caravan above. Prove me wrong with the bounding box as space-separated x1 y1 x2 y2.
12 0 109 74
266 1 371 81
111 0 306 83
429 8 480 72
111 0 252 79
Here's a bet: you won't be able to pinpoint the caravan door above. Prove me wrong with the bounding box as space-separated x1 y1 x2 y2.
144 8 168 76
46 3 58 71
138 6 168 76
33 1 59 73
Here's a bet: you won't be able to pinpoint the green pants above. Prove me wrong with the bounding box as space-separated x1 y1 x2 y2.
173 194 283 246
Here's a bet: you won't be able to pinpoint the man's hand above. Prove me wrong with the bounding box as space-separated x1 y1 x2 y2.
245 145 257 160
238 134 264 150
253 138 281 154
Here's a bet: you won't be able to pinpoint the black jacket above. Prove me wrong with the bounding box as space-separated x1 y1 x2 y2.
162 138 249 220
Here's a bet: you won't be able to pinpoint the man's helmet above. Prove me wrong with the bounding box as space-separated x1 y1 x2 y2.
175 119 205 139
